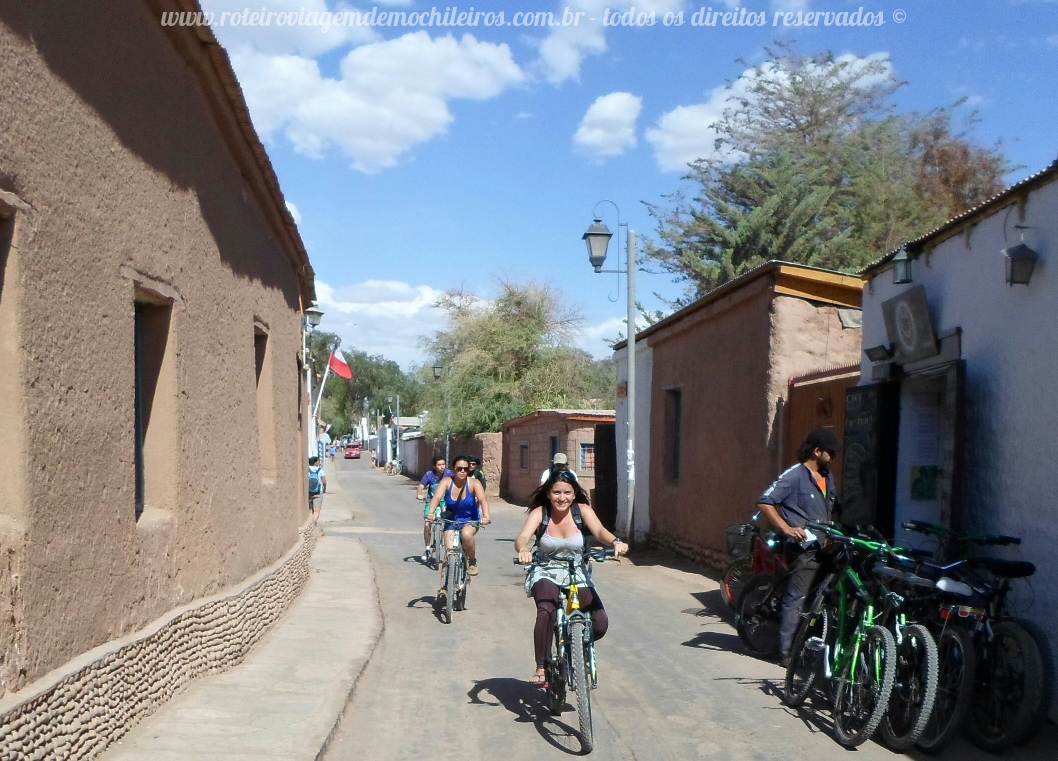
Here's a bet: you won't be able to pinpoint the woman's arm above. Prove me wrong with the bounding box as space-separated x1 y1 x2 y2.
472 480 490 524
514 507 544 563
580 504 628 558
427 477 450 519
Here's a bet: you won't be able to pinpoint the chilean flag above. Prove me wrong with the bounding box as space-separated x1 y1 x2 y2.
328 348 353 379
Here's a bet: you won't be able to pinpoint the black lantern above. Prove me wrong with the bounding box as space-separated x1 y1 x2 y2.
892 248 912 285
864 344 894 363
432 365 443 380
1003 243 1039 285
582 217 613 272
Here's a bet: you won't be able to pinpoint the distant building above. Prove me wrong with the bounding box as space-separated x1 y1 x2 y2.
0 0 316 751
613 262 863 565
500 410 616 506
858 159 1058 720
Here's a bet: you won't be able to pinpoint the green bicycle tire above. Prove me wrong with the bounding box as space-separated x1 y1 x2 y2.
833 625 897 747
917 626 975 754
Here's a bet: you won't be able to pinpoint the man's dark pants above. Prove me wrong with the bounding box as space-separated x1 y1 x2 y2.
780 547 821 659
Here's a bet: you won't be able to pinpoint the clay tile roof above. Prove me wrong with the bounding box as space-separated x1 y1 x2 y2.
861 157 1058 278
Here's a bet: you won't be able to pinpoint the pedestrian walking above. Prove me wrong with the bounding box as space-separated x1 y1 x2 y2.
308 455 327 522
540 452 578 484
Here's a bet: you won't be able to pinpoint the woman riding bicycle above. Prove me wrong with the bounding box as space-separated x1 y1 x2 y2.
513 471 627 686
418 456 453 562
427 455 490 584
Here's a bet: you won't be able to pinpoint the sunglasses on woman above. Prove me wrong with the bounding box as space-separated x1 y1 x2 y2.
454 466 469 472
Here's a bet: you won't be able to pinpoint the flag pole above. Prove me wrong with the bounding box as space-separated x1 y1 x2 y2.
313 338 340 418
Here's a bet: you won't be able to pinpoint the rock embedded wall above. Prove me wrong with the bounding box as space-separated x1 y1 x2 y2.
0 526 318 761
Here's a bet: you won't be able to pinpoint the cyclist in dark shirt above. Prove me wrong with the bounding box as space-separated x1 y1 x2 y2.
467 456 487 491
756 427 840 664
418 456 453 561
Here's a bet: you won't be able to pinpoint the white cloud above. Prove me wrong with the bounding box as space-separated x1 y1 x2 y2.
534 0 685 84
231 32 524 172
314 279 446 368
573 92 642 160
1047 34 1058 47
285 200 302 224
646 52 892 172
202 0 377 57
576 316 627 358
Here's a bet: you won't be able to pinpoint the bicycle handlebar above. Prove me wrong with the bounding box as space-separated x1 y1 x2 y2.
512 548 617 565
901 520 1021 546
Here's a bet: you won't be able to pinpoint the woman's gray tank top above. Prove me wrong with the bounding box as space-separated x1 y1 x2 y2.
538 526 585 555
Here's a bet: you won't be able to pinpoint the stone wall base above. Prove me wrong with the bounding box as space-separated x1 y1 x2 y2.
0 524 319 760
643 532 728 572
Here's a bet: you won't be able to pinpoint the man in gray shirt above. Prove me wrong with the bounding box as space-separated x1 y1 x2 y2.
756 427 840 663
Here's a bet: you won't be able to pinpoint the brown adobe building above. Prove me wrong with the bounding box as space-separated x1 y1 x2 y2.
500 409 615 506
0 0 317 744
612 262 863 565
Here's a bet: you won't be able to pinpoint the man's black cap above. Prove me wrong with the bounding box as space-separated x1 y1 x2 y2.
805 426 842 454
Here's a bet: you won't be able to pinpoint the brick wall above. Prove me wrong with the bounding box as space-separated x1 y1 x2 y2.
502 415 605 504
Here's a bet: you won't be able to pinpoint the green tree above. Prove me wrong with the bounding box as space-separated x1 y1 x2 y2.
307 331 422 437
644 45 1009 304
420 282 615 437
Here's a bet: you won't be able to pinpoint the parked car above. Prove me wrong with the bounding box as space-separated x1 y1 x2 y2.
345 445 361 459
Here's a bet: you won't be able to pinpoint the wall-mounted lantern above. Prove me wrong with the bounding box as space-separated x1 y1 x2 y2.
1003 243 1039 286
864 344 894 363
892 247 912 285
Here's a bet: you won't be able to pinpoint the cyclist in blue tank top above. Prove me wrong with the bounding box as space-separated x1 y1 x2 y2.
427 455 490 580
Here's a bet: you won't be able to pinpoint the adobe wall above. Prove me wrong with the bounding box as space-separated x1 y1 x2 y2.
646 282 776 562
0 2 306 699
646 284 863 563
502 416 600 505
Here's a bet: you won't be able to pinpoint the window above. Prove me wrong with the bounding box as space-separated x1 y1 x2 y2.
580 443 595 471
519 444 529 469
134 293 176 519
254 327 276 482
665 388 682 481
549 435 559 461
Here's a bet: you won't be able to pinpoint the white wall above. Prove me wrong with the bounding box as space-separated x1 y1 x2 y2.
614 341 653 541
862 176 1058 719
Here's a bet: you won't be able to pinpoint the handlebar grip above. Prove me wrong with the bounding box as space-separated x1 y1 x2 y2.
512 558 522 565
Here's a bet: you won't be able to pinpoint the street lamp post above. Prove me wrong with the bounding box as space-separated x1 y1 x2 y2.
433 365 452 464
582 203 636 545
302 303 324 461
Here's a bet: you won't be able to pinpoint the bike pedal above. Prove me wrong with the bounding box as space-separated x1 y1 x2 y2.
805 636 825 652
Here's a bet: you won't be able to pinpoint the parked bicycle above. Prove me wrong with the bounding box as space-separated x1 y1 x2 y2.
514 547 616 753
899 520 1051 753
722 513 789 608
384 458 404 476
782 522 899 748
437 520 481 624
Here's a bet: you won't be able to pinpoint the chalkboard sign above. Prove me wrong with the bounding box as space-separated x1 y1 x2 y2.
841 382 900 537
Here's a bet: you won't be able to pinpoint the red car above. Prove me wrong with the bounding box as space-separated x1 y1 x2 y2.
345 446 361 459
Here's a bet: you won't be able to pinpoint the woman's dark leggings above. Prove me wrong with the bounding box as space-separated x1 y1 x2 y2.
531 579 608 668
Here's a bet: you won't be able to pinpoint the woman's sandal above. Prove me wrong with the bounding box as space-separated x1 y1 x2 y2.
529 669 547 686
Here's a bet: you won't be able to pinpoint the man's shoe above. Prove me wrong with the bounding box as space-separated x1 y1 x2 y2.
779 656 791 669
421 548 430 563
468 560 479 576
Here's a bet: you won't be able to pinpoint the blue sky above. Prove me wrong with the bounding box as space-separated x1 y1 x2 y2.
201 0 1058 367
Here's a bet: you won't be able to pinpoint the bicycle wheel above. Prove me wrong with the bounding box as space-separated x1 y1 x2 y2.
430 524 444 570
784 605 830 708
833 625 897 747
570 619 593 753
736 573 785 659
546 626 567 716
721 557 753 608
880 623 939 750
966 619 1049 751
917 626 975 754
455 555 468 611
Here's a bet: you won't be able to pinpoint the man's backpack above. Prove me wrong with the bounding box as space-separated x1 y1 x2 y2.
308 466 323 495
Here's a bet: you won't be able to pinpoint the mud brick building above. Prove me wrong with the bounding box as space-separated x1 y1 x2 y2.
0 0 317 754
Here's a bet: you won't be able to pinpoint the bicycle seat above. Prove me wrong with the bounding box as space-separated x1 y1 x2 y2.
968 558 1036 578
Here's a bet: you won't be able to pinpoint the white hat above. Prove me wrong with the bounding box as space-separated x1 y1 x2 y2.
552 453 568 465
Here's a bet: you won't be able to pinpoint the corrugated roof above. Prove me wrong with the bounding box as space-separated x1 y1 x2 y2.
501 409 616 430
614 260 863 351
861 157 1058 277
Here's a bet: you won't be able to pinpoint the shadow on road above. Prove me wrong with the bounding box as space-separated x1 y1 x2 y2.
468 677 588 755
406 595 449 624
681 629 744 652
